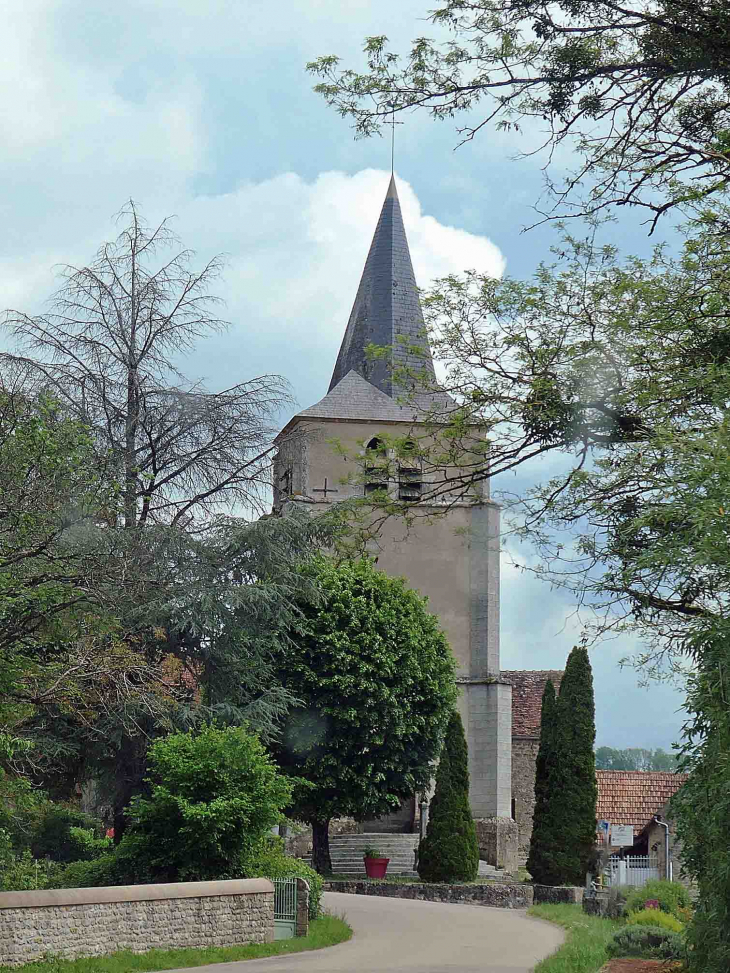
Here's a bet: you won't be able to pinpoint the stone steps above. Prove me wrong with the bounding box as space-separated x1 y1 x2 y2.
301 832 506 880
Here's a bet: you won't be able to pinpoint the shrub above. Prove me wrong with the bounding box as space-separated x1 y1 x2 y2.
31 806 106 863
627 908 685 932
624 879 692 919
417 710 479 883
49 853 119 890
607 924 685 961
119 724 293 883
243 837 323 919
0 849 61 891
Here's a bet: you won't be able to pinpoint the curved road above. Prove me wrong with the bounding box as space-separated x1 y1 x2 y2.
174 891 564 973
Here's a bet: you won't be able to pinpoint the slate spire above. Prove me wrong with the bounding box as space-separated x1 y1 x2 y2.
329 176 438 400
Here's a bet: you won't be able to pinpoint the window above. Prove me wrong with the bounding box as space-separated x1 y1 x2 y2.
364 437 387 496
398 440 422 501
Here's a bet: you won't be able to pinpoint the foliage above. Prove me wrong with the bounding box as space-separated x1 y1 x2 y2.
242 836 324 919
31 806 108 863
528 649 597 886
595 746 678 771
310 0 730 230
417 710 479 883
3 201 290 529
114 725 292 883
527 679 558 885
624 879 692 920
0 846 61 892
0 915 352 973
272 556 456 873
48 853 119 891
607 924 685 961
627 908 685 933
528 903 618 973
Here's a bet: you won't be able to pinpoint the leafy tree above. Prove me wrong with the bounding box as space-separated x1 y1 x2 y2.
3 201 290 528
526 679 559 884
116 725 292 883
417 709 478 883
310 0 730 230
272 556 456 874
595 747 678 772
551 646 598 886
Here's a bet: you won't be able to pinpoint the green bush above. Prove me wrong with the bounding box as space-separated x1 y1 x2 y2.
624 879 692 919
607 924 685 961
417 710 479 883
627 908 684 932
0 849 61 891
31 806 106 863
48 853 119 890
119 724 293 883
243 837 323 919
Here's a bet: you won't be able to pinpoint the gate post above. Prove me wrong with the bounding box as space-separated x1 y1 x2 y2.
296 878 310 937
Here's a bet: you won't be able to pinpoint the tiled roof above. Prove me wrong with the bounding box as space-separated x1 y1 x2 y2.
330 175 441 401
502 670 564 737
596 771 688 834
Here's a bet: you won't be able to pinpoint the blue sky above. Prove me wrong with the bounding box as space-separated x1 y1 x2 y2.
0 0 686 750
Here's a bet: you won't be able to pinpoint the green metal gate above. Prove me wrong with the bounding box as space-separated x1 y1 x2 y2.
273 877 297 940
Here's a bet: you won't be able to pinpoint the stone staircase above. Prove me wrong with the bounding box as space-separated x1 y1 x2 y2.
304 832 506 880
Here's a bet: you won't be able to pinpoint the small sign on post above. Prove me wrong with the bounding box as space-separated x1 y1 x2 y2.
610 824 634 847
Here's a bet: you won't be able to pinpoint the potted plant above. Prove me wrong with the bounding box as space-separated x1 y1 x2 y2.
363 845 390 879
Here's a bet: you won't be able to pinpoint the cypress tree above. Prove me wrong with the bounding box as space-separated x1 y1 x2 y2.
551 646 598 885
417 709 479 883
526 679 560 885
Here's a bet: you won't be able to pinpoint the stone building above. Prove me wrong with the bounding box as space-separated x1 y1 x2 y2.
273 175 561 869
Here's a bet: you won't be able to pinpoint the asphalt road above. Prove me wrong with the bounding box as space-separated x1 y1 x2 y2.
170 891 565 973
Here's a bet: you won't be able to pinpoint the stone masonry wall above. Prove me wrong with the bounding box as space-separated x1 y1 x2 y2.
323 880 533 910
0 879 273 967
512 737 540 864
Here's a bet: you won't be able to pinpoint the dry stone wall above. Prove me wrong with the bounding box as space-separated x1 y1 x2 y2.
0 879 274 967
323 880 532 909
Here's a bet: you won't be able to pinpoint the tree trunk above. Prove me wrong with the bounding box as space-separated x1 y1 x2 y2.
311 819 332 875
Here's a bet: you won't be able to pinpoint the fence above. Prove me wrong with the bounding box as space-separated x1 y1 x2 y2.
272 877 298 940
603 855 660 888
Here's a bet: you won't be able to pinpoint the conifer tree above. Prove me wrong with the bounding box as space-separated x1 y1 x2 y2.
552 647 598 885
526 679 560 885
417 709 479 883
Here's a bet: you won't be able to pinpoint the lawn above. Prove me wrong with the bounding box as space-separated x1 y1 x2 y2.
529 903 620 973
0 915 352 973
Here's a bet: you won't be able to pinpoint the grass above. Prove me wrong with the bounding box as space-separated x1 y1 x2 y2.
0 914 352 973
529 903 620 973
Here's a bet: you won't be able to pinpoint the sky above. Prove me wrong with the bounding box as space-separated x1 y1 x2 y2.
0 0 686 750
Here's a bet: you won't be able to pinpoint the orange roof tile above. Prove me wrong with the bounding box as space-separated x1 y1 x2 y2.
503 670 564 737
596 770 688 834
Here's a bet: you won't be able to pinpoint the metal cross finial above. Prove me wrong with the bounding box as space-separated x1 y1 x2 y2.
312 477 339 500
388 102 403 174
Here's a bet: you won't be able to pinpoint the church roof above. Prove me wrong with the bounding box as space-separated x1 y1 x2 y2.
329 175 440 400
502 670 565 738
295 369 425 423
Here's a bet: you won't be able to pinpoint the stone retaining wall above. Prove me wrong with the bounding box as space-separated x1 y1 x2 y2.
324 880 533 909
532 885 584 905
0 879 274 967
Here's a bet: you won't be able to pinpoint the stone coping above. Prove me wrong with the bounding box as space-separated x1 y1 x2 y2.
0 878 273 911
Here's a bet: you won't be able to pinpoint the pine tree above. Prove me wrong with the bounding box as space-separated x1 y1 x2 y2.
417 709 479 883
526 679 560 885
553 646 598 885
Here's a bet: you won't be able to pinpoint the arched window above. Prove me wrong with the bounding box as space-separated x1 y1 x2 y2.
364 437 387 496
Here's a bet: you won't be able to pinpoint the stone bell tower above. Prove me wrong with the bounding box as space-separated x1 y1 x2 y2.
274 176 514 853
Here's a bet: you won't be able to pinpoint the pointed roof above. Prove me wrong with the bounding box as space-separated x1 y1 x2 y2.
299 369 423 423
329 176 439 400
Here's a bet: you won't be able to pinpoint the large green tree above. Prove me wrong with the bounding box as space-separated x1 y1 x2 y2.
417 709 479 883
310 0 730 231
272 556 457 874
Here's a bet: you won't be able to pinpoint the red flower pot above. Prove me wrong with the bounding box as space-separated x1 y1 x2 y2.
364 856 390 879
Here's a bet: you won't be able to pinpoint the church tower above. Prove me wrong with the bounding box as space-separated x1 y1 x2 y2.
274 177 514 849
